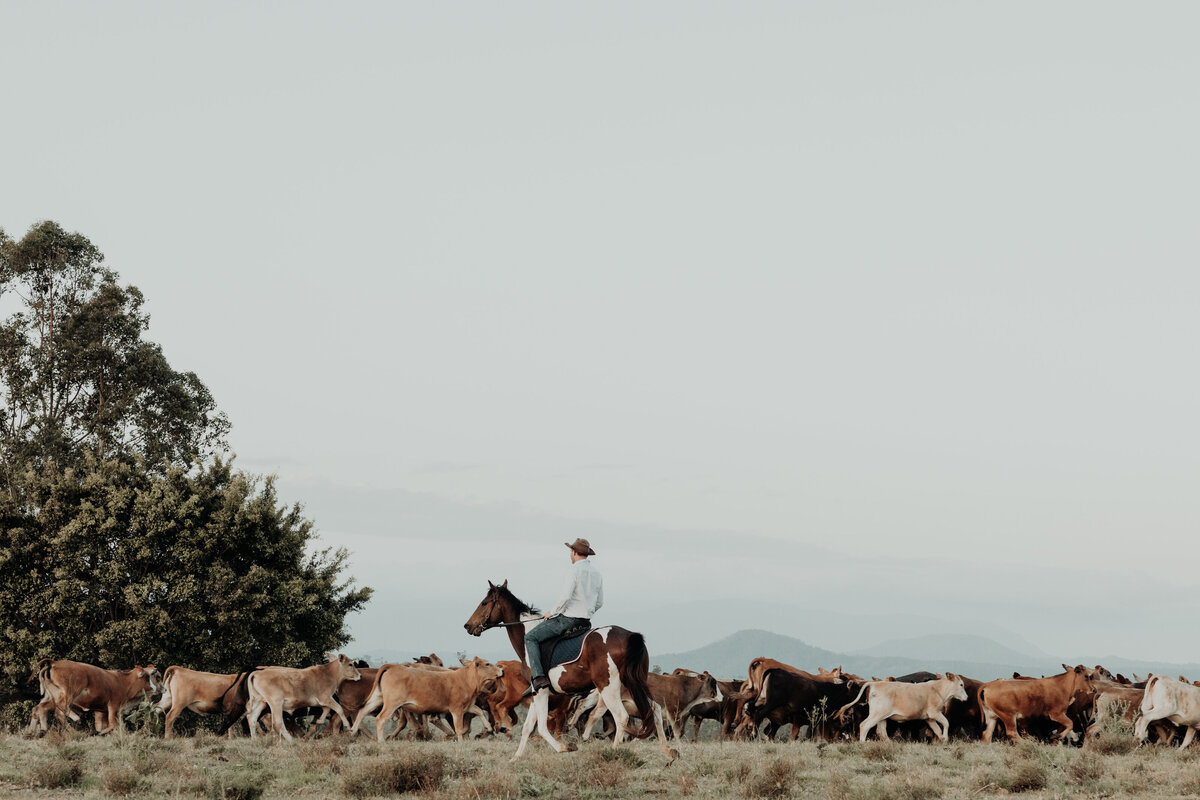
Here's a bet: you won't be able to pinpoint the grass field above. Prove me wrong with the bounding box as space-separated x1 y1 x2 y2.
0 726 1197 800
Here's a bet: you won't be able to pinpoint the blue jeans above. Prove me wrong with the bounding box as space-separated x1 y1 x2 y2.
524 615 586 679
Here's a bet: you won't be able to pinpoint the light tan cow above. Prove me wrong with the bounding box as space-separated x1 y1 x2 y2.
1136 674 1200 748
155 666 244 737
350 657 503 742
244 654 362 740
38 659 162 735
837 673 968 742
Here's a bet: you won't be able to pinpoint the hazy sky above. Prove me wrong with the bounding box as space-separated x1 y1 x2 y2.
3 2 1199 664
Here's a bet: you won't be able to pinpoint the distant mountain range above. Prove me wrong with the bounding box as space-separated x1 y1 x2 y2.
650 629 1200 683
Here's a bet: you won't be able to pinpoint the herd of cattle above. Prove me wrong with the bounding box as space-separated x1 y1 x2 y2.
22 653 1200 750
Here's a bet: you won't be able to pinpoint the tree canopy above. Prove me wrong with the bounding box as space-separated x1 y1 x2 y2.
0 221 371 715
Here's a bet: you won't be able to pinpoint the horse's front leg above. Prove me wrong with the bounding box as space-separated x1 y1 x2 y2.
512 691 567 759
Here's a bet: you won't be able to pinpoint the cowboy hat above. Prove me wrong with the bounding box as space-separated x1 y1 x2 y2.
565 538 596 556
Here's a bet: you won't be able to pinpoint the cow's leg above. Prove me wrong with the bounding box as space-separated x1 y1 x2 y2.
573 692 606 740
426 714 455 738
270 702 292 740
1153 721 1179 746
374 702 401 743
859 710 887 742
581 700 608 742
350 687 384 737
245 700 265 739
1048 711 1077 744
1180 726 1198 750
930 712 950 742
662 708 681 742
163 705 184 738
451 709 468 742
649 701 677 757
465 703 493 734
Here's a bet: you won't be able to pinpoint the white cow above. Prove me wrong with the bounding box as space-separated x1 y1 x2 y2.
1136 674 1200 749
836 673 968 742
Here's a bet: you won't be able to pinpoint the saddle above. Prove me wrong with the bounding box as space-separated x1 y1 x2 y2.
540 620 592 675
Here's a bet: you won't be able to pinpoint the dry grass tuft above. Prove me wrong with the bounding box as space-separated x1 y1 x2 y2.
27 758 84 790
1068 751 1104 783
99 763 144 796
339 753 446 798
1006 760 1048 793
205 774 270 800
742 756 798 799
861 741 897 762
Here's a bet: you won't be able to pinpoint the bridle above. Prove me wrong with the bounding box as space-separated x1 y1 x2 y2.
478 590 536 631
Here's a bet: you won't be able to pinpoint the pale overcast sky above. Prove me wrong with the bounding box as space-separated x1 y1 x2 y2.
3 2 1198 664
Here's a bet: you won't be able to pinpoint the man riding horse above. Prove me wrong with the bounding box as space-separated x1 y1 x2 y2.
523 538 603 697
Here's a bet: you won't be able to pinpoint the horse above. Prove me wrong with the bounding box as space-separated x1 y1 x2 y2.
464 579 678 760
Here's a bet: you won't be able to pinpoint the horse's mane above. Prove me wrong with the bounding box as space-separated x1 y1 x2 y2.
495 583 540 616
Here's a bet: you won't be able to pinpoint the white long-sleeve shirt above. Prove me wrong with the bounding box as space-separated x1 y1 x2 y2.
551 558 604 618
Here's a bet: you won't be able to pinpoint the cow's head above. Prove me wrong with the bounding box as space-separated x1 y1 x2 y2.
944 672 968 703
466 657 504 690
333 653 362 682
135 665 164 695
702 671 723 703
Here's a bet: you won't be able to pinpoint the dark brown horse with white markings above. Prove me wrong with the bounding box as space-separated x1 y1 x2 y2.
464 580 676 759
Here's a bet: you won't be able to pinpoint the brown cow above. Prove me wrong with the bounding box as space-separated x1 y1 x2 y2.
484 659 530 737
979 665 1095 743
743 658 843 718
40 659 162 735
350 657 503 742
244 654 362 740
155 667 243 737
675 677 743 740
314 667 379 736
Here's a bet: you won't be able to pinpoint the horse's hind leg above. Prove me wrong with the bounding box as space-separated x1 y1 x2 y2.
599 680 631 744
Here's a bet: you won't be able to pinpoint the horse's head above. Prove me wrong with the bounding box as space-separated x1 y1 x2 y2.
464 579 509 636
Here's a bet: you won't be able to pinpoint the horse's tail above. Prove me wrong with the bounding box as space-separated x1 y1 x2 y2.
620 632 656 738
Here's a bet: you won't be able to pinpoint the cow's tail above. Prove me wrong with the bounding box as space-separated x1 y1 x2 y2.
156 666 179 711
836 681 871 722
215 667 259 735
351 665 390 734
27 658 53 686
977 685 991 727
1141 675 1159 715
620 632 656 738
